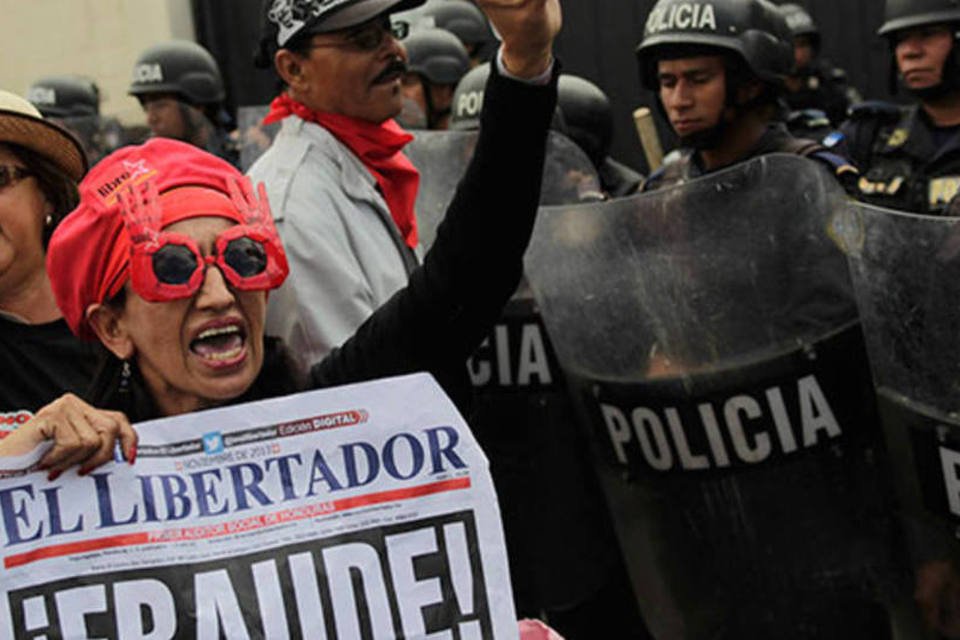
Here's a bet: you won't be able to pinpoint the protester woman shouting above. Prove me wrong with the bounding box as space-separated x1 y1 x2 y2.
0 0 562 479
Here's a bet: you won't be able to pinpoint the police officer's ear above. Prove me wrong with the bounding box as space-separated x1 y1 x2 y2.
735 78 764 106
274 49 307 91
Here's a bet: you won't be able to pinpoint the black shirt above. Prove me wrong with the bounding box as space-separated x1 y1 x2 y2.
0 314 99 425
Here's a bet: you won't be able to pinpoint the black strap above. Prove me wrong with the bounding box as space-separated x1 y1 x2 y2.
780 136 827 158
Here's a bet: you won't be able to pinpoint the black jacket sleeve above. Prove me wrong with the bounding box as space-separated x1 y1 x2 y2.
309 61 559 407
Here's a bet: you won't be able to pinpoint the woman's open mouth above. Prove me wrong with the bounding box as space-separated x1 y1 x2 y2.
189 322 248 369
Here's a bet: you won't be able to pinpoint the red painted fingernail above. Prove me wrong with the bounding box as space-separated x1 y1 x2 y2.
129 444 137 465
47 470 62 482
78 468 90 477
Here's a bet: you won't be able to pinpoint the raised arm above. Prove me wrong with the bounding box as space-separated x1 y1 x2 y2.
311 0 562 403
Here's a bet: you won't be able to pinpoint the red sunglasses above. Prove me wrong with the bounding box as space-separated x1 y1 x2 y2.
118 178 289 302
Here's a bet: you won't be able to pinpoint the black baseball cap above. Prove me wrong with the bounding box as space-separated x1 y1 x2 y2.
268 0 427 47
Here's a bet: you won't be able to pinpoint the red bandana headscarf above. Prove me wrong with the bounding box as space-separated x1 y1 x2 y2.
264 94 420 249
47 138 268 339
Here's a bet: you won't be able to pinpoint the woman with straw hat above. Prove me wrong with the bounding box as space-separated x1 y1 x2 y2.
0 89 97 426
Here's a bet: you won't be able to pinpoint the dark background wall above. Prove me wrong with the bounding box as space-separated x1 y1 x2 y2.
194 0 892 173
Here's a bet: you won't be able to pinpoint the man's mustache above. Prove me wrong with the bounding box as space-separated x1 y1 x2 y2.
374 57 408 83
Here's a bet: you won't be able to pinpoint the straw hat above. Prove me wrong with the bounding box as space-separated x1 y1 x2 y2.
0 90 87 181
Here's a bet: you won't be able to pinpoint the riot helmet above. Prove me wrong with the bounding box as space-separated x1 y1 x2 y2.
878 0 960 99
878 0 960 38
557 75 613 168
410 0 497 62
128 40 225 107
779 3 820 59
636 0 794 91
779 4 819 40
405 27 471 85
401 28 470 129
27 76 99 119
779 4 821 74
449 63 574 137
449 62 489 130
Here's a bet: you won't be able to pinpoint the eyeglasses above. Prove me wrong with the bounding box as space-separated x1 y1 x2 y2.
307 17 409 53
119 178 289 302
0 166 33 190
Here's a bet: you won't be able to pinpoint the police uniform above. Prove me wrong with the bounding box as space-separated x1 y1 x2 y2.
643 122 856 191
841 103 960 214
839 0 960 214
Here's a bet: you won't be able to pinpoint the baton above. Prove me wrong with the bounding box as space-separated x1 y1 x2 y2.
633 107 664 172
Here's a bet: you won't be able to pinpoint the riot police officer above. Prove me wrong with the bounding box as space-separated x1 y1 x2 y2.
26 75 123 164
840 0 960 214
400 28 471 129
638 0 856 191
27 75 99 120
128 40 237 165
779 3 861 126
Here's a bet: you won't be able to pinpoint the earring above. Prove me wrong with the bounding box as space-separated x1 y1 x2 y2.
44 214 53 227
119 360 132 394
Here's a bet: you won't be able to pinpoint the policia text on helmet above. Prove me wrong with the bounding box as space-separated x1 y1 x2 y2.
636 0 793 172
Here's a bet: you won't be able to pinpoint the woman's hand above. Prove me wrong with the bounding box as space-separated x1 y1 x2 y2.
0 394 137 480
477 0 562 79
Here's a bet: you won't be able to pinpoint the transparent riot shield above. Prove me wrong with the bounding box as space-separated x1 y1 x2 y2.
237 105 278 172
406 130 602 249
837 202 960 638
526 154 908 639
408 131 644 629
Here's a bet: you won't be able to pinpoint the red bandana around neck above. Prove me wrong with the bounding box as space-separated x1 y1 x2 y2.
264 94 420 248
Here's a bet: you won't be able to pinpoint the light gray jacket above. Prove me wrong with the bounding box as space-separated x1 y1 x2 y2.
248 115 420 372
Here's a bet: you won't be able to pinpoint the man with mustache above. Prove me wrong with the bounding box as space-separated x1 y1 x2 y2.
249 0 552 368
250 0 517 371
840 0 960 214
639 0 856 191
